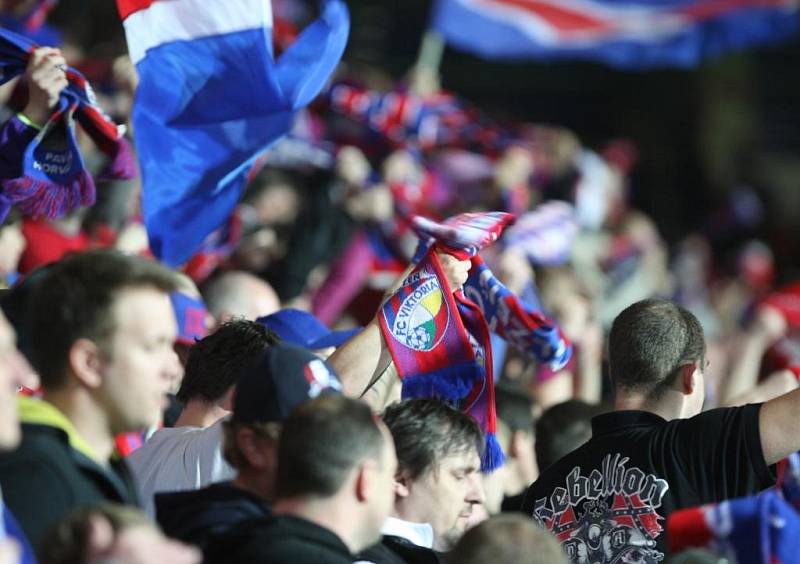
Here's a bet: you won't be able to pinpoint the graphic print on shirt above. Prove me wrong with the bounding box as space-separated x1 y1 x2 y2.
531 453 669 563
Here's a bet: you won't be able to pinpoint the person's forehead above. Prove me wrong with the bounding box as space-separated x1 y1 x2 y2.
110 287 176 331
438 447 480 471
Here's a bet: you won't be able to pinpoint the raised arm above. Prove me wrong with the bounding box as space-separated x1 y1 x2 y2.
720 305 787 404
328 253 470 407
759 383 800 465
327 317 393 401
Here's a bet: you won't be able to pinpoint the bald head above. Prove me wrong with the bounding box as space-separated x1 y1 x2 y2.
202 271 280 322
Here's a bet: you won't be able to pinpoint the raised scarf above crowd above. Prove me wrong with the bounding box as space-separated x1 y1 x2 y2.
0 27 135 222
379 211 571 472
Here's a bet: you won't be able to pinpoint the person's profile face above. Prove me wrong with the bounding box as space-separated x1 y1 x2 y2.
0 312 31 450
408 447 485 550
97 287 179 433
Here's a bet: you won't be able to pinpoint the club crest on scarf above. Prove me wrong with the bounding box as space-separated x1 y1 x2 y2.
386 270 450 352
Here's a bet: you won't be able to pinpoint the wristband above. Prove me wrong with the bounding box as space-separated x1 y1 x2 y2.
16 112 43 131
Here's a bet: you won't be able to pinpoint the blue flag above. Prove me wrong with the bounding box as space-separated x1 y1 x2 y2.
118 0 349 266
432 0 799 69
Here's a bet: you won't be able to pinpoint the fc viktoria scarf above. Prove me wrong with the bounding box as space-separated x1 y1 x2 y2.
380 212 514 472
382 251 485 401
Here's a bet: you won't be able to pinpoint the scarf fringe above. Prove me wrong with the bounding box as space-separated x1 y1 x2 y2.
97 137 137 181
481 433 506 473
2 169 96 219
401 362 482 402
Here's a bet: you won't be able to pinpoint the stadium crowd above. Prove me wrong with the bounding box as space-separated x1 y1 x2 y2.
0 1 800 563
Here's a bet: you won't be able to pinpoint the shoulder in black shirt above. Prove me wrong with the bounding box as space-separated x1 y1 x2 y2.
521 405 775 562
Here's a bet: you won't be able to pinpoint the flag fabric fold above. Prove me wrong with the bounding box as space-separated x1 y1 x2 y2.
431 0 800 69
117 0 349 266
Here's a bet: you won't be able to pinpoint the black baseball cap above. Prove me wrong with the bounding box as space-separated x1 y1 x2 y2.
232 343 342 424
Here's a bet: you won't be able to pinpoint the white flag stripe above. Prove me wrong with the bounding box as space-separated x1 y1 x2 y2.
123 0 272 64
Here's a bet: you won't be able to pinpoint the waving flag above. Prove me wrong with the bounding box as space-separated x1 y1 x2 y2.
117 0 349 266
431 0 800 69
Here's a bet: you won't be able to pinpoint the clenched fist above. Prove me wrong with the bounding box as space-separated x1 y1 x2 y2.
437 252 471 291
23 47 68 126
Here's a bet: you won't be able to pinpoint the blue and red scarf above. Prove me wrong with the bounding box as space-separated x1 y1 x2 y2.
464 255 572 371
380 212 515 472
668 452 800 563
0 28 135 221
328 82 510 156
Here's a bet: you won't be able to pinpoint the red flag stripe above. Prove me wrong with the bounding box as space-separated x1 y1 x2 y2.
117 0 159 21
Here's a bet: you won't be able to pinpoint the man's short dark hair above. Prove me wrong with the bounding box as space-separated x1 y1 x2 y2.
28 250 179 388
381 398 483 481
276 395 384 499
176 319 279 403
495 383 535 435
535 400 604 471
608 298 705 402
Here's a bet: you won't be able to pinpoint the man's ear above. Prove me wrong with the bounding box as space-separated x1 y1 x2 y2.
237 427 269 468
679 362 699 396
68 338 105 389
354 460 377 503
510 430 531 459
393 471 410 498
220 386 236 411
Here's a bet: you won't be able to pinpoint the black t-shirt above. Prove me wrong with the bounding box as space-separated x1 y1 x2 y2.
155 481 271 550
357 535 442 564
205 514 353 564
521 406 775 562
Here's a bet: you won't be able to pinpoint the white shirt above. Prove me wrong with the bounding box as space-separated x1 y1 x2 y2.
126 417 235 517
380 516 435 549
354 517 436 564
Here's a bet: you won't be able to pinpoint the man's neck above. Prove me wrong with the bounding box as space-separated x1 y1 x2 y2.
43 388 114 464
273 496 366 554
503 463 530 497
233 469 273 503
614 392 683 421
174 399 227 428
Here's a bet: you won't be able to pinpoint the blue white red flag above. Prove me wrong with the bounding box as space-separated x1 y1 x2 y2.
116 0 349 266
431 0 800 69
